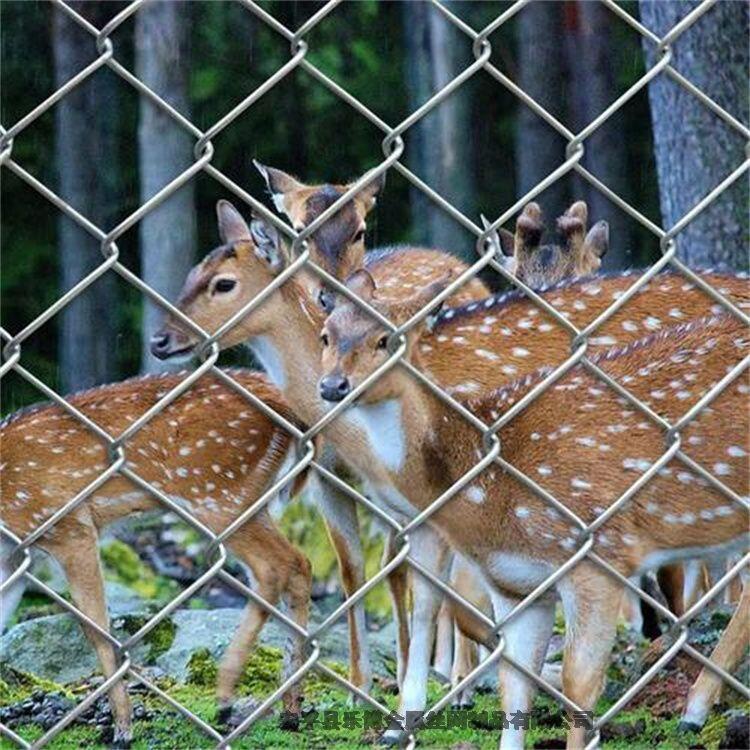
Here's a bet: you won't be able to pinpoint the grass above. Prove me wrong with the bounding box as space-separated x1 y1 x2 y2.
2 649 745 750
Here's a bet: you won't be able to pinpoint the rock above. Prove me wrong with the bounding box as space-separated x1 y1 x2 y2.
155 605 398 682
720 714 749 750
0 613 150 683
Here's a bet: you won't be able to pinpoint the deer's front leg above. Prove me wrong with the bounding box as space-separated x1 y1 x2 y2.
559 567 624 750
490 588 555 750
383 527 450 744
313 472 373 696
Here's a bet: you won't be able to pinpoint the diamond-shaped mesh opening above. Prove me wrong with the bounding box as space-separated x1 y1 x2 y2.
2 1 748 748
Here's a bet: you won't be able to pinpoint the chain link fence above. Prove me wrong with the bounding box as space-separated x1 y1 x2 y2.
1 0 748 748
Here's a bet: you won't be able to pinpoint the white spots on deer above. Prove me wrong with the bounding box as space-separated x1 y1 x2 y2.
575 436 597 448
715 505 734 517
643 316 661 331
676 471 694 485
475 349 500 362
465 485 485 504
179 446 192 456
452 336 467 345
622 458 652 473
512 347 530 358
571 477 591 490
530 432 541 441
452 382 481 395
621 320 638 332
514 506 531 518
538 323 554 333
176 468 189 478
699 509 715 521
590 335 617 346
559 537 576 551
727 446 746 458
712 463 731 476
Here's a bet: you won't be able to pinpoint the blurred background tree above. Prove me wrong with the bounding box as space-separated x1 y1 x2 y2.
1 0 746 408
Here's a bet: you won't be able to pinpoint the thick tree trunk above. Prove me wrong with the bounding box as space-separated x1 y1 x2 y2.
53 2 118 393
402 0 475 261
136 1 196 372
515 1 568 224
565 1 631 270
639 0 749 270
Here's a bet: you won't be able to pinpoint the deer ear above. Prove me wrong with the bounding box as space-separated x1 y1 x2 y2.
407 273 453 330
217 200 251 244
345 268 377 302
584 220 609 258
249 215 284 272
482 215 515 267
353 169 386 212
253 160 305 215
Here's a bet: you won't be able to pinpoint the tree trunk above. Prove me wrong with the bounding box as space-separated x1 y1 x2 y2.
564 1 631 270
639 0 749 270
402 0 475 261
136 1 196 372
53 2 118 393
515 1 568 224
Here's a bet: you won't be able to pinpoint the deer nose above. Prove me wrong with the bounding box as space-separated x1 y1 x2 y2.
319 374 351 402
150 331 174 359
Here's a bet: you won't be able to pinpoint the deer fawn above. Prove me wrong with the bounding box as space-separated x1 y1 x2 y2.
0 371 311 747
152 203 748 742
318 275 749 749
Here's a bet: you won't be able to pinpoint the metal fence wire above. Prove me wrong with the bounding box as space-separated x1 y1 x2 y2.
1 0 749 748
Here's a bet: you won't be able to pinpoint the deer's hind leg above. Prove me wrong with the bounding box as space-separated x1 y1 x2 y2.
559 565 624 750
47 522 132 748
680 574 749 731
222 516 311 727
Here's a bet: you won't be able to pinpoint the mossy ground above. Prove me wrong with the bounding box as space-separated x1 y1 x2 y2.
3 649 745 750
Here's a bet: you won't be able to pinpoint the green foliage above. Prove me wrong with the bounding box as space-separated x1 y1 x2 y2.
0 665 70 705
100 539 180 601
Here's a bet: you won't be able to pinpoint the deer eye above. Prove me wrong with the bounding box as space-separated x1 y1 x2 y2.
320 332 329 347
214 278 237 294
353 227 366 243
318 288 335 313
377 335 388 350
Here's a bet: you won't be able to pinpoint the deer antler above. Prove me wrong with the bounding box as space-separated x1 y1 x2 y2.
515 202 544 257
556 200 588 255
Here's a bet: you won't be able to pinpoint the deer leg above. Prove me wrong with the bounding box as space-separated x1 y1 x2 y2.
382 527 410 687
0 537 26 633
383 527 450 744
682 559 706 612
219 528 285 722
491 589 555 750
49 529 132 748
432 600 453 681
315 473 373 696
680 575 749 731
278 548 312 728
560 568 624 750
658 563 687 616
450 624 477 709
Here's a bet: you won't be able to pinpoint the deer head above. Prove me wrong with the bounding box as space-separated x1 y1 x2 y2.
150 201 290 360
483 201 609 289
254 161 385 311
318 272 448 404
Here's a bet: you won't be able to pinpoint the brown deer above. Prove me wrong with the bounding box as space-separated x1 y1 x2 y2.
0 371 312 747
318 277 749 749
151 205 748 744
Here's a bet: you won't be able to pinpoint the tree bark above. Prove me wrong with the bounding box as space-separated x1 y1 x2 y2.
639 0 749 270
136 0 196 372
565 1 631 270
53 2 119 393
402 0 475 260
515 1 568 224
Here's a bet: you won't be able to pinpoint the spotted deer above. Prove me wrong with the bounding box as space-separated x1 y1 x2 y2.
152 204 749 741
0 371 312 747
318 277 749 750
254 165 607 696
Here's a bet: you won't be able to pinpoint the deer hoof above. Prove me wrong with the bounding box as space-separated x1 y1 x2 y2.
677 720 702 734
110 727 132 749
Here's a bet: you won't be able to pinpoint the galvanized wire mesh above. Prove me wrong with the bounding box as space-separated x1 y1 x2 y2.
1 0 748 748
